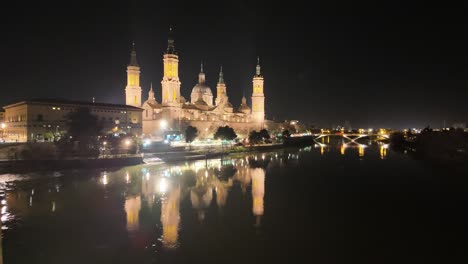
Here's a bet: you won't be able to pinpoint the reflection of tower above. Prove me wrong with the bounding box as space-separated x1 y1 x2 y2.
233 166 252 194
215 181 228 208
141 172 157 206
125 196 141 231
340 144 345 155
251 168 265 227
190 185 213 222
161 185 180 249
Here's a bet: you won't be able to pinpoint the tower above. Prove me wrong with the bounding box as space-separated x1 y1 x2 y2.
161 27 181 106
125 42 142 107
251 57 265 123
215 66 227 106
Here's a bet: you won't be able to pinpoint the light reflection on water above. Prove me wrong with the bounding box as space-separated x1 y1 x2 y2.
0 144 405 262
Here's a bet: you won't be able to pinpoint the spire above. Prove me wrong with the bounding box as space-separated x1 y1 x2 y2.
198 61 205 84
241 93 247 105
148 82 155 101
128 41 139 67
166 26 176 54
218 65 224 84
255 56 261 76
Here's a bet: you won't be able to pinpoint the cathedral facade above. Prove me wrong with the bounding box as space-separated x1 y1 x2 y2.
125 31 267 139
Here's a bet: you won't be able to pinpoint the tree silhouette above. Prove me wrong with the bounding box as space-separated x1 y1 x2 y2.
214 126 237 141
59 107 102 157
185 126 198 149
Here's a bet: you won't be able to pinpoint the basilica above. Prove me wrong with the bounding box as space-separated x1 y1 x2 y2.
124 30 268 139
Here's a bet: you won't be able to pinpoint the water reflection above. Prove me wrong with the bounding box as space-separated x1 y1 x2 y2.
125 196 141 231
161 185 180 248
0 145 406 262
251 168 265 227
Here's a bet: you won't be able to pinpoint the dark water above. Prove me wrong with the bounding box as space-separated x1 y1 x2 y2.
1 143 467 263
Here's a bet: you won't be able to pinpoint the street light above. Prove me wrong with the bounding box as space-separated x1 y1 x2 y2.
1 123 5 129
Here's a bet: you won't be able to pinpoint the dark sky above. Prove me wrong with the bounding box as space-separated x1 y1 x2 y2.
1 1 467 129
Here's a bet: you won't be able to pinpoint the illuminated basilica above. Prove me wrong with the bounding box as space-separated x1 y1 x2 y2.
124 29 267 138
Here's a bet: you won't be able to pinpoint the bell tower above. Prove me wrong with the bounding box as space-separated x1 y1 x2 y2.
125 42 142 107
161 27 181 106
251 57 265 123
215 66 227 106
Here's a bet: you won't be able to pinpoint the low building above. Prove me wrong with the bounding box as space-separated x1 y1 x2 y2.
2 99 143 142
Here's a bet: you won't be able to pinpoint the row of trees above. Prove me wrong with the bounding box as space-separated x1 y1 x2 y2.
184 125 292 146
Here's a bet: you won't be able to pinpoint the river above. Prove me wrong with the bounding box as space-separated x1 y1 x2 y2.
0 143 466 263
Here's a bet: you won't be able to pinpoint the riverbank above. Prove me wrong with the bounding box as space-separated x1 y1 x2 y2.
0 141 313 174
0 155 143 174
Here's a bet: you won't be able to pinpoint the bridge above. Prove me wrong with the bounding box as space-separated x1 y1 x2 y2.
294 133 390 147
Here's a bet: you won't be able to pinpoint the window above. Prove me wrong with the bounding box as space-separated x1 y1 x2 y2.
37 114 43 121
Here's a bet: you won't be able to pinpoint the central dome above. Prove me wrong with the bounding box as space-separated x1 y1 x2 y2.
190 64 213 106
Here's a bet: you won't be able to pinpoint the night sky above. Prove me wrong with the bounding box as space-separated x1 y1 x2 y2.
1 1 467 129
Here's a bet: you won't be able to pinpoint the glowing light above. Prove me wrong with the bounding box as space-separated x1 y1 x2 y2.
146 172 150 181
102 174 108 185
125 139 131 146
103 141 107 145
1 206 7 214
340 144 345 155
358 145 365 157
159 178 169 193
52 201 56 212
126 172 130 183
1 123 6 129
160 119 168 129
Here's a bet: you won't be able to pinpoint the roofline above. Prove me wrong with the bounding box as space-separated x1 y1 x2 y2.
3 99 143 111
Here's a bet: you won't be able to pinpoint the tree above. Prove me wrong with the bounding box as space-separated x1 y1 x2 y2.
259 129 270 140
59 107 103 157
214 126 237 141
249 130 262 145
185 126 198 149
282 129 291 138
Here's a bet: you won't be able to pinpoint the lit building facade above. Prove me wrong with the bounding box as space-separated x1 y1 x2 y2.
126 29 268 139
2 99 142 142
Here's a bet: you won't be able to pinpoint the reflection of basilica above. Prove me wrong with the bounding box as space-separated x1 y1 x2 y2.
121 153 271 250
190 181 213 222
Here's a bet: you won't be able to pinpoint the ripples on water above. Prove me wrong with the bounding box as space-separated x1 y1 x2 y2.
0 143 466 263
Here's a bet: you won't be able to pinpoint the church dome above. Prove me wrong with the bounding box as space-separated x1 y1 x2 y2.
191 83 213 97
238 96 251 114
190 63 213 106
